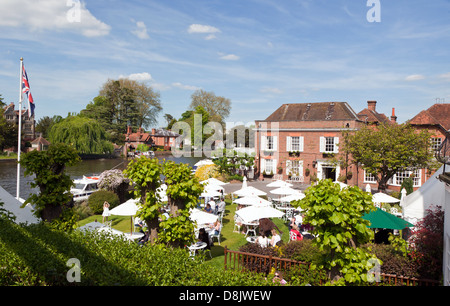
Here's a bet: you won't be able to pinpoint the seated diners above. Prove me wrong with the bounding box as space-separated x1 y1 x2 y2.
255 231 269 248
270 228 281 247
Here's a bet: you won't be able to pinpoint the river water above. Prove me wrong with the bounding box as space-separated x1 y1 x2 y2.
0 155 202 199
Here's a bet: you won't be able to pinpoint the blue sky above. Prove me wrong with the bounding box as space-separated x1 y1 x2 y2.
1 0 450 129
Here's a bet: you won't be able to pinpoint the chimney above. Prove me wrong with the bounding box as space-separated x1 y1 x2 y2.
127 126 132 135
390 108 397 123
152 128 156 135
367 100 377 112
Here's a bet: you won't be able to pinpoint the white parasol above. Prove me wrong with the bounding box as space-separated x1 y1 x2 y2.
279 193 305 202
372 192 400 204
190 208 218 225
234 195 272 206
235 203 285 223
270 186 298 195
77 221 104 232
233 186 267 197
266 180 293 188
109 198 140 234
200 177 229 186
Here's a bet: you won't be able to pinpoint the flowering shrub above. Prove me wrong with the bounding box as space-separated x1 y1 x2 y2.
194 164 219 181
408 205 444 280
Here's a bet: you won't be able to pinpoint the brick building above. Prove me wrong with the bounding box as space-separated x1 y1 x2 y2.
254 102 366 185
3 102 35 142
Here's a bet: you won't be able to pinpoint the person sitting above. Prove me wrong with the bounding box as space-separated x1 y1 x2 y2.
204 203 213 214
197 228 211 250
270 228 281 247
210 220 221 236
289 224 303 241
255 231 269 248
259 218 283 238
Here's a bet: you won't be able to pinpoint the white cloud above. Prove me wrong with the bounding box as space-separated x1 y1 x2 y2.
260 87 283 94
205 34 217 40
405 74 425 81
438 72 450 81
0 0 110 37
172 82 200 91
220 54 240 61
131 21 149 39
119 72 152 81
187 24 220 34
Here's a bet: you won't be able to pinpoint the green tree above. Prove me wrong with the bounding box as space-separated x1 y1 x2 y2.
0 107 17 151
159 160 203 247
35 115 62 139
292 179 380 284
19 143 81 222
340 123 433 191
49 115 114 154
124 156 163 244
189 89 231 125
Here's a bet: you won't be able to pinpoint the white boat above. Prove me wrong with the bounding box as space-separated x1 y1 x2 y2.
71 175 100 202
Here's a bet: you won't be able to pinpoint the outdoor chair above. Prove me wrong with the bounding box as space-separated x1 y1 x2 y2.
211 225 222 245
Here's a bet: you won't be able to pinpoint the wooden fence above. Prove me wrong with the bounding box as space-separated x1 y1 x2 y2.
223 246 441 286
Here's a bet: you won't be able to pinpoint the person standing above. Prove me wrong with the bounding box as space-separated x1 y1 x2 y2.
102 201 110 223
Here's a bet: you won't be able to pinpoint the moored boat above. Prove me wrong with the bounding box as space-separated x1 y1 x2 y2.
71 175 99 202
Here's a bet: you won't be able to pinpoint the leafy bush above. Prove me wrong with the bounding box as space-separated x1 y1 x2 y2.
0 220 271 286
279 240 323 263
88 190 120 214
368 243 419 278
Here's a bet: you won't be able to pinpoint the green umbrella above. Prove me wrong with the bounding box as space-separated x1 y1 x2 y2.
362 208 414 230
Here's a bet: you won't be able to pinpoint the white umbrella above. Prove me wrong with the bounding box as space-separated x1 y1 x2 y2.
96 226 126 239
242 176 248 188
235 203 285 223
267 180 293 188
77 221 104 232
190 208 218 225
200 177 228 186
109 198 140 234
157 184 168 202
270 186 298 195
234 195 272 206
234 186 267 197
279 193 305 202
372 192 400 204
200 190 222 198
365 184 372 193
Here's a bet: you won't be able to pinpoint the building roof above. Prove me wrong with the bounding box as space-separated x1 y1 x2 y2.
261 102 360 122
151 128 180 137
357 108 391 125
409 103 450 131
31 137 50 145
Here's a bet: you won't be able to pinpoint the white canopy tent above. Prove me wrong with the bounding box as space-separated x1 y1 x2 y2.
402 166 447 224
266 180 293 188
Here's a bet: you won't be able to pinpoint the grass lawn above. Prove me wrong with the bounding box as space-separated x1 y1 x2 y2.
77 200 290 270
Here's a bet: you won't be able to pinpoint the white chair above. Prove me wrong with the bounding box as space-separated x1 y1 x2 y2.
211 225 222 245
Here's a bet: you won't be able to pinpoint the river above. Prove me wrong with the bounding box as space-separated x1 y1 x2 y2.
0 155 202 200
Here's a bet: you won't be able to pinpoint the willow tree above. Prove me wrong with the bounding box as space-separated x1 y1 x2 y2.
49 115 114 154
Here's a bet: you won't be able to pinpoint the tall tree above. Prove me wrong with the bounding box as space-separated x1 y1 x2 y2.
340 123 434 191
189 89 231 125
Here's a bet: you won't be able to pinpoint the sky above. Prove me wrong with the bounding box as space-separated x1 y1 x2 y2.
0 0 450 129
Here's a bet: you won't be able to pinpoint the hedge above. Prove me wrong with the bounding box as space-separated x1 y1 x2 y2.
0 219 272 286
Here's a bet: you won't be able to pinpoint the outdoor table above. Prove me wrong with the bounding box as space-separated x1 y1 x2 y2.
188 242 207 257
242 221 259 237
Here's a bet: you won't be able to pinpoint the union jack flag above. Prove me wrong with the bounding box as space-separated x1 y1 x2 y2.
21 64 34 117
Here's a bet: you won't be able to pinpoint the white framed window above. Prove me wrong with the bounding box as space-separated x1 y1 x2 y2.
261 158 277 174
286 136 304 152
431 137 443 152
319 136 339 153
364 170 377 183
261 136 277 151
286 160 303 177
391 169 421 187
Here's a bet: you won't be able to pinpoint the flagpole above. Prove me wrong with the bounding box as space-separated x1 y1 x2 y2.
16 57 23 200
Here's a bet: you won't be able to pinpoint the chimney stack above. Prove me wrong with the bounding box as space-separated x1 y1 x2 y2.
367 100 377 112
127 126 132 135
390 108 397 123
